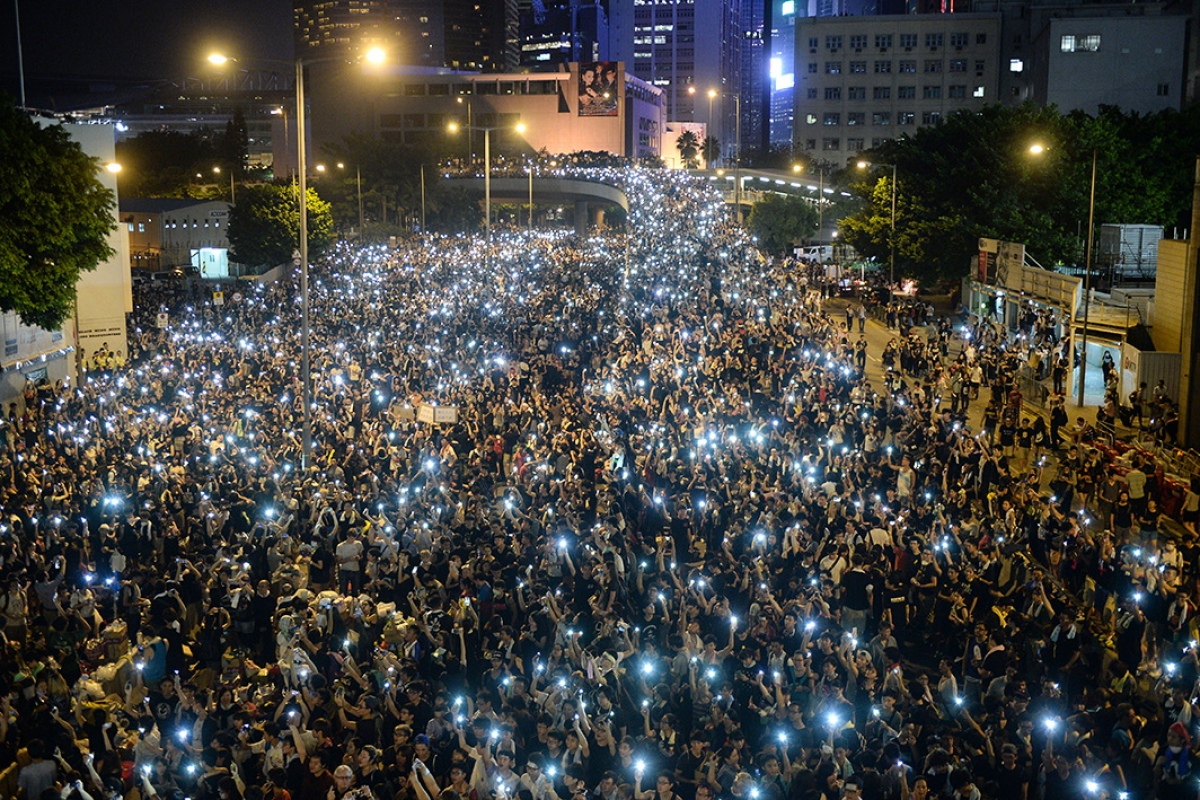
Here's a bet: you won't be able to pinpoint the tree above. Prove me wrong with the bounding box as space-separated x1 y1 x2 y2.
425 186 484 233
115 129 219 197
702 136 721 168
676 130 701 169
227 183 333 267
218 108 250 178
0 99 116 330
747 193 819 254
839 102 1200 285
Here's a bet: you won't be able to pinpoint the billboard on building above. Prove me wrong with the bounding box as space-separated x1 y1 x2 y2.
579 62 619 116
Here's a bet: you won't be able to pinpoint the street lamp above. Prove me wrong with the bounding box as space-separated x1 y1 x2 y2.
334 162 364 235
709 90 742 222
1030 143 1097 408
213 165 235 202
447 120 528 238
209 46 385 470
795 163 826 268
857 160 897 289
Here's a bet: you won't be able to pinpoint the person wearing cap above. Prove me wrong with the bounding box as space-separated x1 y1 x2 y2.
1155 721 1193 796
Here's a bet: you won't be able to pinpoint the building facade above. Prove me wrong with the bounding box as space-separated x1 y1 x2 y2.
793 13 1001 155
310 62 666 161
294 0 518 72
610 0 743 160
121 199 234 277
1036 13 1185 114
0 118 132 405
519 1 610 68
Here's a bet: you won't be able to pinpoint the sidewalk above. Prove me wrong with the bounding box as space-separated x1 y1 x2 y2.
825 297 1191 539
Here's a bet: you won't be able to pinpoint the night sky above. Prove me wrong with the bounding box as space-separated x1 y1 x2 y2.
1 0 294 108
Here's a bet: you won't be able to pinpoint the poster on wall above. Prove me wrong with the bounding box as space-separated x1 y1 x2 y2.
578 62 619 116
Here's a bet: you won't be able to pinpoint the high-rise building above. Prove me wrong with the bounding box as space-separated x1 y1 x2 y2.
741 0 770 153
972 0 1186 113
768 0 797 146
293 0 518 71
793 13 1002 155
519 0 610 67
610 0 743 163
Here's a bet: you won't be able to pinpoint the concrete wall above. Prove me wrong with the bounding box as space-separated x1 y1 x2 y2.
1154 238 1189 353
63 122 132 369
1042 15 1185 115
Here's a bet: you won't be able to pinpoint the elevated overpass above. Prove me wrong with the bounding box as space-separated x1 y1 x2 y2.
444 175 629 235
443 168 853 233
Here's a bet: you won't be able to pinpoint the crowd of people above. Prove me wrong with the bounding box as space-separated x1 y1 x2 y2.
0 163 1197 800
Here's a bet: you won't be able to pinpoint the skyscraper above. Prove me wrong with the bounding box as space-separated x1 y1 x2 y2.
293 0 517 71
610 0 743 162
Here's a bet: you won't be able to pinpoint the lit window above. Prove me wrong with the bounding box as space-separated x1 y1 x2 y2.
1009 58 1024 72
781 1 794 14
127 223 134 232
973 86 985 98
138 223 146 233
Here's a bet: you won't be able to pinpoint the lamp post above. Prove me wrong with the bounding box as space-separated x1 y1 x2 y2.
857 160 897 289
1029 143 1097 407
448 120 527 239
709 90 742 222
209 46 385 470
213 166 235 203
795 163 826 269
333 162 364 234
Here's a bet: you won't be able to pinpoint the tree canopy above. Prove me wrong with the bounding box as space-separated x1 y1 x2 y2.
227 184 333 267
676 130 701 169
0 100 116 330
838 103 1200 285
748 193 819 254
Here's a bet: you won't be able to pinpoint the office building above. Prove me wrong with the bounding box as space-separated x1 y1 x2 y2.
310 62 666 161
294 0 518 72
519 0 610 67
793 13 1001 155
610 0 743 162
972 0 1186 112
768 0 797 147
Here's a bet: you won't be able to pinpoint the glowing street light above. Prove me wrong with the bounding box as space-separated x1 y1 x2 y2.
447 120 529 239
1029 142 1097 408
209 46 386 468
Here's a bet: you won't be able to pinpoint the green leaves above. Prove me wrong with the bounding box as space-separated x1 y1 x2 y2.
0 100 116 330
839 103 1200 286
227 184 333 267
747 193 819 254
676 131 701 169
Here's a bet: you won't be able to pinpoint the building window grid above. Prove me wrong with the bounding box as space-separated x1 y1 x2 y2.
875 60 892 73
875 34 893 48
850 34 868 49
